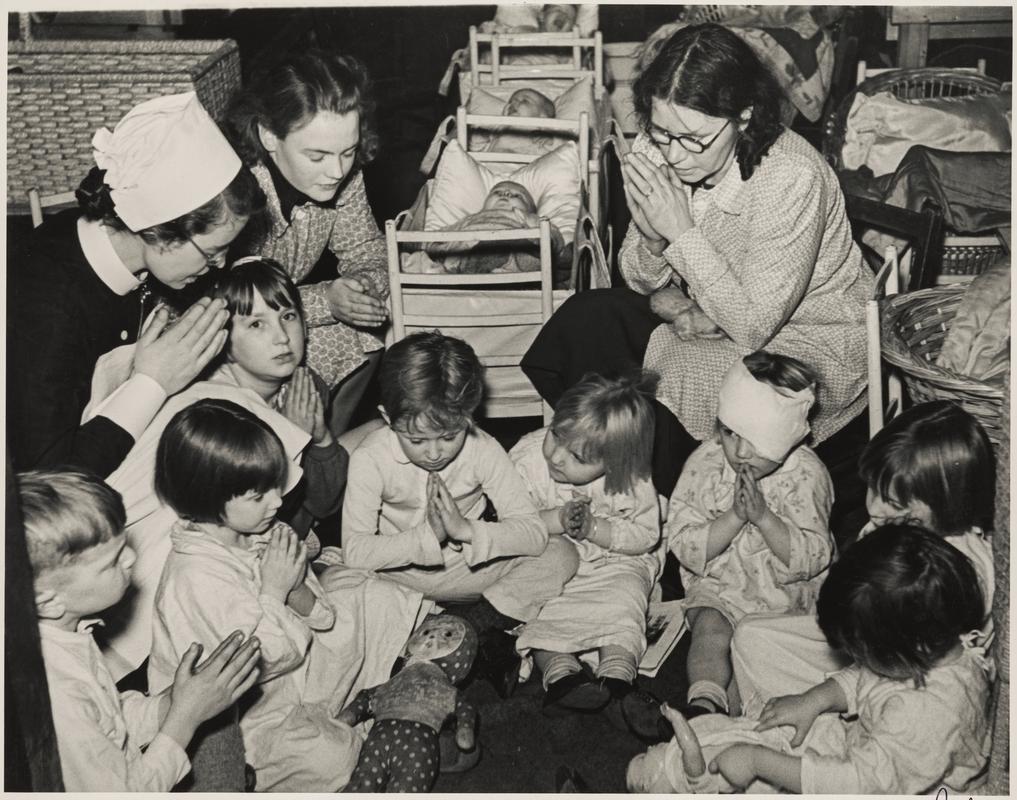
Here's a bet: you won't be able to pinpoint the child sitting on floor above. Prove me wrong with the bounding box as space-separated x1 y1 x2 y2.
342 331 579 697
664 351 834 720
731 400 995 713
413 180 570 283
510 373 664 712
21 468 260 792
147 399 370 792
627 525 995 794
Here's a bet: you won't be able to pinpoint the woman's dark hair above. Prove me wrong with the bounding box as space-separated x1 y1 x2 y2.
380 331 484 433
76 164 265 247
859 401 995 535
632 23 786 180
226 49 379 168
817 524 984 687
155 398 288 524
210 257 304 333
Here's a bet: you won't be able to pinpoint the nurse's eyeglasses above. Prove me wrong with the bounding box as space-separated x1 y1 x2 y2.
647 119 731 154
188 237 229 269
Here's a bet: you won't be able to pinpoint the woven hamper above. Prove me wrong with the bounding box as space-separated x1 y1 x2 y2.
880 285 1007 447
7 39 240 208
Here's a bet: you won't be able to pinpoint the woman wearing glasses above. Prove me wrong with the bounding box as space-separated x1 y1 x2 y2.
8 92 264 476
226 50 389 438
524 24 872 496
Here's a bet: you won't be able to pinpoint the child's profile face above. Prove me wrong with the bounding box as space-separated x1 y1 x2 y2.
539 3 577 32
43 534 136 618
222 487 284 534
718 423 781 479
542 427 605 486
483 181 537 215
391 418 469 472
228 288 305 387
865 487 934 530
505 89 555 119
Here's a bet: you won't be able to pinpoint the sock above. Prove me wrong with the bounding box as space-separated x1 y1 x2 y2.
542 653 582 690
457 597 523 635
687 679 729 713
596 646 638 684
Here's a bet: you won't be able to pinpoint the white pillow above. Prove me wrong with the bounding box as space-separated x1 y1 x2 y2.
842 89 1013 176
425 139 582 240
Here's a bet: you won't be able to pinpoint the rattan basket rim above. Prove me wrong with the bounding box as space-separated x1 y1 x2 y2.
879 286 1005 400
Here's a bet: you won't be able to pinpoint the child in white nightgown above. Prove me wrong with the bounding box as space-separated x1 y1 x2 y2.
666 351 833 719
511 373 663 711
147 399 417 792
627 525 994 795
731 400 995 714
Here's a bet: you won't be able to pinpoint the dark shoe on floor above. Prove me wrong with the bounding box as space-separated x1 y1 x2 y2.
472 629 522 699
555 764 591 792
438 727 481 774
619 686 670 744
543 668 611 712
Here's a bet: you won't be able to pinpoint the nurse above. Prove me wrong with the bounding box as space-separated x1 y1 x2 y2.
9 92 265 476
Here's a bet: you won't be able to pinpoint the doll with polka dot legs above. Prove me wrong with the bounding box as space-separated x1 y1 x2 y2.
337 614 478 792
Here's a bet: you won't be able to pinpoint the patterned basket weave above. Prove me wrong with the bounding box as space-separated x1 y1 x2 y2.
7 39 240 207
880 285 1006 447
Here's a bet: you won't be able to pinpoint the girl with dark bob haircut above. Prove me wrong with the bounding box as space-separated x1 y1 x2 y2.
632 23 785 180
209 255 304 335
224 49 390 438
817 524 985 686
154 398 289 524
858 400 995 535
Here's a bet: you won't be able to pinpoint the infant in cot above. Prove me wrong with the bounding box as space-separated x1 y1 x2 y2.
483 4 579 34
504 88 555 119
410 180 571 284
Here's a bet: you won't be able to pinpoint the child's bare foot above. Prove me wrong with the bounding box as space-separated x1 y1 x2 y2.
661 702 706 778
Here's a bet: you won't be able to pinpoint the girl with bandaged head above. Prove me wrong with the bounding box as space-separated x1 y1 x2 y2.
644 351 834 731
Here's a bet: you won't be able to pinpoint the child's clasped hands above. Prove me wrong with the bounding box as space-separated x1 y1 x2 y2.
426 471 473 550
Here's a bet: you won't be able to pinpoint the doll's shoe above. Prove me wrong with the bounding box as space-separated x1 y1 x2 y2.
543 669 611 712
438 728 481 774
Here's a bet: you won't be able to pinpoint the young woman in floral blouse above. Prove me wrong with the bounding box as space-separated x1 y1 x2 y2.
227 50 389 436
523 24 873 497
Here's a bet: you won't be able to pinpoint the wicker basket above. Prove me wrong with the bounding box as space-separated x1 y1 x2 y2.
880 285 1006 447
7 39 241 207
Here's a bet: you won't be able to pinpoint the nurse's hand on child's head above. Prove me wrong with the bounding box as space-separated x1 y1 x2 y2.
133 297 229 394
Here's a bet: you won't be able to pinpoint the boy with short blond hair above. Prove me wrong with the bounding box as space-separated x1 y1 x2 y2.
20 468 261 792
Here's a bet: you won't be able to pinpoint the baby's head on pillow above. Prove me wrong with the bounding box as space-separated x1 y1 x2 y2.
539 4 578 32
482 181 537 215
504 88 556 119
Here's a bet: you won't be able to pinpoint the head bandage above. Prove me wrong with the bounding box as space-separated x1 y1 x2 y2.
717 358 814 462
92 92 241 232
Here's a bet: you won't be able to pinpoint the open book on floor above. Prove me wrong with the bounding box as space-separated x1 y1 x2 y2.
638 600 688 678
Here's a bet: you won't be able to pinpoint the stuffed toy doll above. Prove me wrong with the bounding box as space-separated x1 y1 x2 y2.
337 613 479 792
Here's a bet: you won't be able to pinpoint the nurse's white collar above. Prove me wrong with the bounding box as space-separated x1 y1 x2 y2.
77 217 145 296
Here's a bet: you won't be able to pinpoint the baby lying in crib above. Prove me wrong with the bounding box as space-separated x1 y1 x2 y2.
504 88 555 119
482 4 579 34
408 180 571 284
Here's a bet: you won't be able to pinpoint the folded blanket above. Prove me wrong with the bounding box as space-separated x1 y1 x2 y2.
936 259 1011 384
